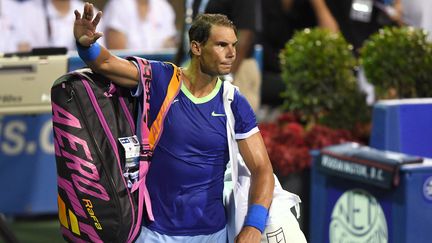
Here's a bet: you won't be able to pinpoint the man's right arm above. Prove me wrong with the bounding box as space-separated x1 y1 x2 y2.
74 2 139 88
84 45 139 88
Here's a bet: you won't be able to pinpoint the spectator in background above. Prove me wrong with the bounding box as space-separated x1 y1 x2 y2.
17 0 45 52
7 0 100 52
103 0 177 51
25 0 99 51
0 0 21 53
260 0 320 107
0 0 46 53
309 0 340 32
42 0 92 50
324 0 402 52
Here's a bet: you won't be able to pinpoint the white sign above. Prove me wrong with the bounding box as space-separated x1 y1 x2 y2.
330 189 388 243
0 116 54 156
423 176 432 201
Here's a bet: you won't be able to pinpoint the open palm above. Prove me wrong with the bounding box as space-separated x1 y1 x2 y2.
74 2 103 47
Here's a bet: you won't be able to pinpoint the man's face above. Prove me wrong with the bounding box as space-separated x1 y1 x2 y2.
197 25 237 76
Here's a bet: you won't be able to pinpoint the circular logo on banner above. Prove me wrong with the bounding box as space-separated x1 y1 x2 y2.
329 189 388 243
423 176 432 201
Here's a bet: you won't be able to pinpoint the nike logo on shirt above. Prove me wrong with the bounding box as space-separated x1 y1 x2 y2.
211 111 225 117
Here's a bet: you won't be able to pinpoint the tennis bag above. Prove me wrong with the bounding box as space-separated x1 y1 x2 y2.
51 57 181 242
51 58 154 242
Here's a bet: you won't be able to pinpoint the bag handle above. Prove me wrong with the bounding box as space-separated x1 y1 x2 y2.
124 57 153 243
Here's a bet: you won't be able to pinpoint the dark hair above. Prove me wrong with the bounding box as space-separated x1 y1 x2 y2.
188 14 237 56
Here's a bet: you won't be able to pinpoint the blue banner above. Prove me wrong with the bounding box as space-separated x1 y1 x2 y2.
0 114 57 215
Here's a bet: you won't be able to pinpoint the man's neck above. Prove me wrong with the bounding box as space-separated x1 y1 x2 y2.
182 61 219 98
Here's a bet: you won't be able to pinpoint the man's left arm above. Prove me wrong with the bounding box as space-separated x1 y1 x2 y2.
235 132 275 243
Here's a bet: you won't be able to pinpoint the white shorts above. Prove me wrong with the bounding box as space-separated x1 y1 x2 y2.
135 226 227 243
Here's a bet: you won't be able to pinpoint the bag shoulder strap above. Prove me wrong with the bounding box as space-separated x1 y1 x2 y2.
222 80 236 130
125 56 152 148
223 81 240 206
126 57 182 243
123 56 153 242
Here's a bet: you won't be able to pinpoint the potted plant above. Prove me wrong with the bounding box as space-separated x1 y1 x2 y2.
277 28 373 234
280 28 370 131
360 26 432 99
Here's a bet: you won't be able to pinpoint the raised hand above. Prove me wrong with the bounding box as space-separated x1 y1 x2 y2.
74 2 103 47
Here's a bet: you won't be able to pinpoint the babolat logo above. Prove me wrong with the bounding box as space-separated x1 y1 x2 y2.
0 94 22 103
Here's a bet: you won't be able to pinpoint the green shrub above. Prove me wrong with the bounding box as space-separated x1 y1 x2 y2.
360 27 432 98
280 28 369 130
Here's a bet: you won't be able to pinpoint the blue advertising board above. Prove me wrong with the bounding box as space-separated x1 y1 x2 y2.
370 99 432 158
310 151 432 243
0 114 57 215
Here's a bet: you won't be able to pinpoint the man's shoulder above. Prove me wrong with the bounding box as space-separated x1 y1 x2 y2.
231 85 247 105
147 61 180 93
150 61 176 76
221 81 247 106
